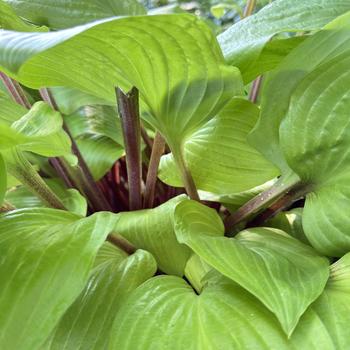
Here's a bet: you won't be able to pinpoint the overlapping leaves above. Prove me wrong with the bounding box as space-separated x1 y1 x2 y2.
108 256 350 349
0 14 242 155
45 244 156 350
115 195 191 276
0 208 118 350
159 98 278 194
218 0 350 81
174 200 329 336
242 14 350 256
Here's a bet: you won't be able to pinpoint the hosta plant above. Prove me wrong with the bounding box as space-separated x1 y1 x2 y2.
1 0 350 349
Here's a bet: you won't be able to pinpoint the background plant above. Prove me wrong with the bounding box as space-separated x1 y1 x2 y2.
1 0 350 349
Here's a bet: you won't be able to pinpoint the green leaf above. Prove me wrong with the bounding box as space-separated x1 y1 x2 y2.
109 274 292 349
217 0 350 81
159 98 278 194
0 0 47 31
63 105 125 180
243 36 306 83
184 254 212 294
51 87 111 115
266 208 310 245
65 105 124 146
6 178 87 216
278 51 350 256
0 101 72 159
199 178 277 212
4 0 146 29
290 253 350 349
76 134 124 180
0 208 118 350
115 195 190 276
0 90 27 124
175 200 329 336
249 14 350 170
109 264 350 349
12 102 72 157
44 244 157 350
0 15 242 155
0 154 6 205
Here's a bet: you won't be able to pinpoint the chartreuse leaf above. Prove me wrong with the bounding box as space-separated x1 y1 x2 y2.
249 13 350 170
184 254 212 294
64 105 124 180
198 178 277 212
288 252 350 349
109 274 293 350
4 0 145 29
0 154 6 204
0 208 118 350
266 208 310 245
159 98 278 194
51 87 111 115
242 36 306 83
174 200 329 336
115 195 190 276
0 90 27 123
44 244 156 350
6 178 87 216
279 52 350 256
0 15 242 160
75 134 124 180
217 0 350 81
0 0 46 31
11 102 72 157
109 263 350 349
0 101 72 158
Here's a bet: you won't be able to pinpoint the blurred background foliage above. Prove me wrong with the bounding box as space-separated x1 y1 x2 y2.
143 0 273 33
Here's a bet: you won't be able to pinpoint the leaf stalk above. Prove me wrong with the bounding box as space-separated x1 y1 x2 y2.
116 87 143 211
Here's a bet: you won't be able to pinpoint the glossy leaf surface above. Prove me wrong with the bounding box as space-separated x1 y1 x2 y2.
115 195 190 276
0 208 117 350
159 98 278 194
0 15 242 151
175 200 329 335
45 245 156 350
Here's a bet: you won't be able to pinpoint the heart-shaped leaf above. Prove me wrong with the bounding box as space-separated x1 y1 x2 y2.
108 262 350 350
217 0 350 82
109 274 293 349
175 200 329 335
44 244 156 350
0 208 117 350
115 195 190 276
4 0 146 29
0 14 242 159
159 98 278 194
